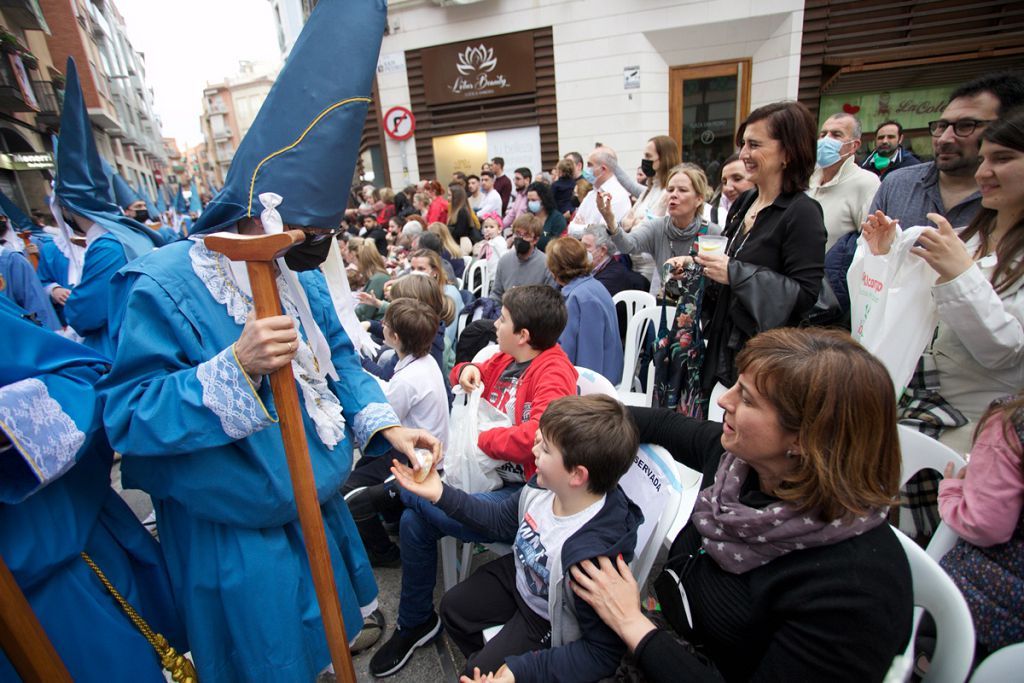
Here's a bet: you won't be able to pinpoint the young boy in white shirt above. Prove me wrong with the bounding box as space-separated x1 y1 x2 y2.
391 394 642 683
346 297 449 568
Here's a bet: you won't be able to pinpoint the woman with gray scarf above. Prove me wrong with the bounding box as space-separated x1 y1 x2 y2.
598 164 719 296
571 328 912 682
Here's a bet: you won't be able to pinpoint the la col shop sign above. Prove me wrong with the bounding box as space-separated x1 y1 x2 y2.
420 32 536 105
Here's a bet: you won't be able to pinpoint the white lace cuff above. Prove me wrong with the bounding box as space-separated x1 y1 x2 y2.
352 402 399 450
0 378 84 488
196 346 276 440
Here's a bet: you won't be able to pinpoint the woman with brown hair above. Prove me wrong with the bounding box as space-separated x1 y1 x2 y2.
697 101 826 402
546 237 622 384
570 327 912 682
615 135 683 230
447 183 482 249
409 248 464 334
355 241 391 322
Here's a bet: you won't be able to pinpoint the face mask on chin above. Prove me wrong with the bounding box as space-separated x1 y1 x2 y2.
284 235 333 271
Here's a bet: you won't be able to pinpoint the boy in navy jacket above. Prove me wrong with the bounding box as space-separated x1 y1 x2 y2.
391 394 644 682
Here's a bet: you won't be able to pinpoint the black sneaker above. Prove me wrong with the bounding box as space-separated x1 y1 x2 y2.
367 543 401 568
369 613 442 677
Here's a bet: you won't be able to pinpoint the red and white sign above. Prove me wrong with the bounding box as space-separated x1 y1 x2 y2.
383 106 415 141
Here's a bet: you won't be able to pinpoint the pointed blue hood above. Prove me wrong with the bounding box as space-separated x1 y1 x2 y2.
54 58 163 260
188 181 202 214
0 188 35 233
190 0 386 234
155 187 167 213
136 183 160 220
110 170 141 210
174 186 187 213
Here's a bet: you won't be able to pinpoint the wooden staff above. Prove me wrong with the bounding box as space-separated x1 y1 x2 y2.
0 553 73 682
17 232 39 269
203 230 355 683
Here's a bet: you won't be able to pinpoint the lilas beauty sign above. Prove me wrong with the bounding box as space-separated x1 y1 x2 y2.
420 31 536 105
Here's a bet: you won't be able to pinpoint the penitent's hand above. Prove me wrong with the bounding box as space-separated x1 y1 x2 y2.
382 426 442 470
233 311 298 378
390 457 443 503
51 286 71 306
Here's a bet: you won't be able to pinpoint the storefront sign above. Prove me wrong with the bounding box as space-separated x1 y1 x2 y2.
383 106 415 141
819 86 953 132
419 32 536 105
0 152 53 171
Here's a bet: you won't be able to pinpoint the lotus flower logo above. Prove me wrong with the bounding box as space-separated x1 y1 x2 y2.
456 45 498 76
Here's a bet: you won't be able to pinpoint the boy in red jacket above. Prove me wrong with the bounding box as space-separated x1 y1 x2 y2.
370 285 578 677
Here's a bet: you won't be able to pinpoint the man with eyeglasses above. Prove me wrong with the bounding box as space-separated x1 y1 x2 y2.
867 72 1024 231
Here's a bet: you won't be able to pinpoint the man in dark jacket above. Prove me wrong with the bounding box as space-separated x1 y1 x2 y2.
860 120 921 179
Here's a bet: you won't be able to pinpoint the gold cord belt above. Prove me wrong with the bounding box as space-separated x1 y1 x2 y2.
81 552 198 682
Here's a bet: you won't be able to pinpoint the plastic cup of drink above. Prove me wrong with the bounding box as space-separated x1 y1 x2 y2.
698 235 727 254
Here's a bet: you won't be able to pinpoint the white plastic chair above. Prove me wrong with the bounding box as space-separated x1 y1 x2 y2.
617 305 659 407
892 526 976 683
443 364 621 590
463 258 489 299
612 290 656 332
971 642 1024 682
483 444 693 644
898 426 967 536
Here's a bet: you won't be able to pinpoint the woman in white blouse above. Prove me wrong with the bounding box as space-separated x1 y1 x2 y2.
864 110 1024 453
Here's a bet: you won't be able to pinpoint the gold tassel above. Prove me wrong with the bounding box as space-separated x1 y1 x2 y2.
81 552 199 682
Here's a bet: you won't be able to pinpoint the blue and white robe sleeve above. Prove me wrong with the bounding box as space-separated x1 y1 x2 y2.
102 274 277 457
0 357 103 504
303 271 399 456
63 235 123 339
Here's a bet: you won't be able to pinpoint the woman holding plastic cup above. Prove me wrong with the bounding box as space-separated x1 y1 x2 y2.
698 101 826 401
598 163 717 296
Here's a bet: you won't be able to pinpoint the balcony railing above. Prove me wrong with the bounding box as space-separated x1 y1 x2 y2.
0 59 38 114
32 80 63 123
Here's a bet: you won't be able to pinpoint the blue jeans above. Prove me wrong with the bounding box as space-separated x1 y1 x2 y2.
397 484 523 629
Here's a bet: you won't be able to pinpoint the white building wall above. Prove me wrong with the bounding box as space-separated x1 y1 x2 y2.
379 0 805 187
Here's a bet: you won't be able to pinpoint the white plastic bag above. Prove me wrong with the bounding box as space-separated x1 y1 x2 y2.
444 387 508 493
848 225 939 396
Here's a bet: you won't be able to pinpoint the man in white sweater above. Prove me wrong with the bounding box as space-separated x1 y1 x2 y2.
807 112 880 250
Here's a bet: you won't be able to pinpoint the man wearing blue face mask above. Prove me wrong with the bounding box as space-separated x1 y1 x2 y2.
807 112 880 250
569 146 632 238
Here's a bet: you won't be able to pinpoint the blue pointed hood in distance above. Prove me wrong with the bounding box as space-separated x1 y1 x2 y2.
54 58 164 260
155 187 167 213
190 0 386 235
111 170 140 209
0 188 35 233
188 181 202 214
174 186 187 213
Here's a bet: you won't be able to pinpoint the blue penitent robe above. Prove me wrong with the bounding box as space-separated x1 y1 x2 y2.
0 298 186 682
62 233 125 357
0 246 60 330
36 239 73 326
102 238 400 682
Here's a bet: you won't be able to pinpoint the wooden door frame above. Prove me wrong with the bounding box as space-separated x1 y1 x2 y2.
669 59 752 155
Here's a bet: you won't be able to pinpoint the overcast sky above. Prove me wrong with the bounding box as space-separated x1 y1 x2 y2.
115 0 281 148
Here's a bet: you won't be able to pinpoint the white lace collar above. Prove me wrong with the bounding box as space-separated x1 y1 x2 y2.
188 239 346 449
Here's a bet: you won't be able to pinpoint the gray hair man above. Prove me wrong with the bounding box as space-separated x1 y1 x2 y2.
808 112 880 250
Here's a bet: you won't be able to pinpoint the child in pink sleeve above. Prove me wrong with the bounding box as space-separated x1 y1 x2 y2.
937 393 1024 657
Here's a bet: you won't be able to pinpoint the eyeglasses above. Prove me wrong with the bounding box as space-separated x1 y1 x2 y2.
928 118 994 138
304 227 343 244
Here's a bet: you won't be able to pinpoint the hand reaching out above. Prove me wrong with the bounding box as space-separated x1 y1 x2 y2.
861 211 898 256
911 213 974 283
390 456 443 503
